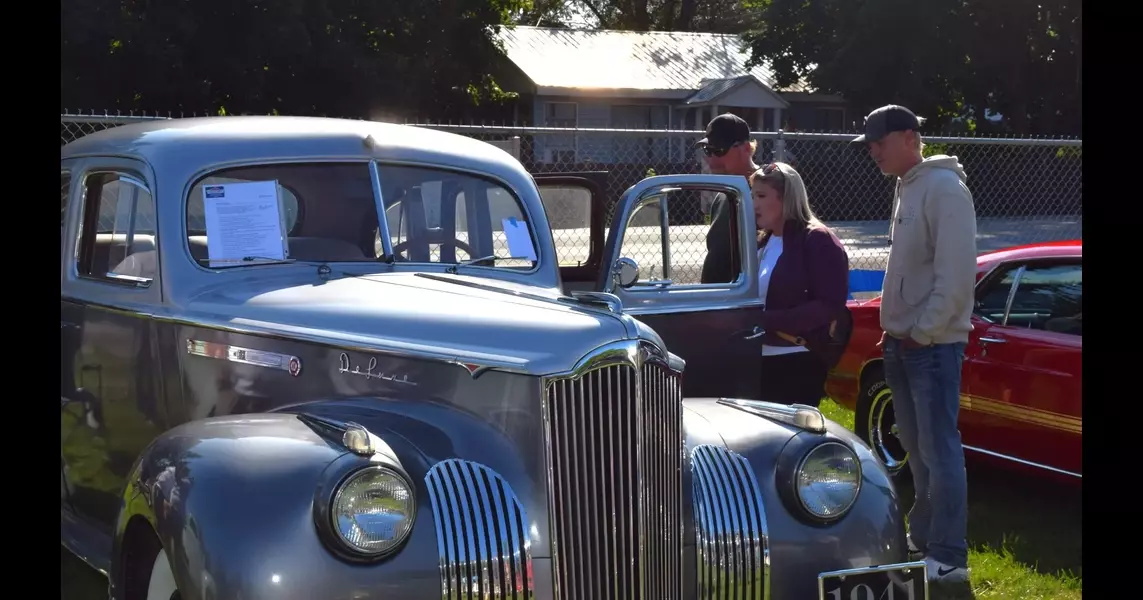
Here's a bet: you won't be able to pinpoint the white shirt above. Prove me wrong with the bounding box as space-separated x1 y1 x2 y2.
757 235 808 356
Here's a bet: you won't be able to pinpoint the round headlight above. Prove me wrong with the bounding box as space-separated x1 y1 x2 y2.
331 466 415 556
795 441 862 520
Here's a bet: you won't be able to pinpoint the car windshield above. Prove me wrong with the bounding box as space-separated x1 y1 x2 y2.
185 161 539 270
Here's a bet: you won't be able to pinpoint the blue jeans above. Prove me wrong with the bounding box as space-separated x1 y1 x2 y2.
882 336 969 568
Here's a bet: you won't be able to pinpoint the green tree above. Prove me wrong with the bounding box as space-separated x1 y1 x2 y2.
61 0 534 119
739 0 1081 135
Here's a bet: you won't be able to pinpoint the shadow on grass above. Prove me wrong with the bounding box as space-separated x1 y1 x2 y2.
899 460 1083 582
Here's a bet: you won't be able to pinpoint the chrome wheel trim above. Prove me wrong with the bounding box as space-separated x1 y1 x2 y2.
867 387 908 472
146 548 179 600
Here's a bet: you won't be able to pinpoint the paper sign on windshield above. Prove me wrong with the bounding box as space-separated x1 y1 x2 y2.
502 216 537 262
202 180 288 267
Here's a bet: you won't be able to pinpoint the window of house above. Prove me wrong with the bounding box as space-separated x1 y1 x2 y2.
545 102 577 127
816 108 845 131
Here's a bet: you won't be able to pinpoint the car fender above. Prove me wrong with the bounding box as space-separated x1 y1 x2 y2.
110 399 537 600
681 397 907 599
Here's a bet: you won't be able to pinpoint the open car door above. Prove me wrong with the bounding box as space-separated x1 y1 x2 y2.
533 172 608 294
599 174 764 400
531 172 764 400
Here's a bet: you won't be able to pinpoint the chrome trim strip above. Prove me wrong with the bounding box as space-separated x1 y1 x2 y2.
717 398 827 434
66 299 532 375
186 339 300 374
690 444 770 600
425 459 534 599
368 160 395 259
962 444 1082 479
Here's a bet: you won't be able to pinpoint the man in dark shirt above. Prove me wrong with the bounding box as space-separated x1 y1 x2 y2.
696 113 760 283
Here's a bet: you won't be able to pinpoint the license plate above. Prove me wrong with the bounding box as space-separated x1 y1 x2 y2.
818 561 928 600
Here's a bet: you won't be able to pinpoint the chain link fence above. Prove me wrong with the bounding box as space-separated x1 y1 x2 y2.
62 112 1082 285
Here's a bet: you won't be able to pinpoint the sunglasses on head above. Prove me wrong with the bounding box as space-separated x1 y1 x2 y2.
701 141 743 158
761 162 782 175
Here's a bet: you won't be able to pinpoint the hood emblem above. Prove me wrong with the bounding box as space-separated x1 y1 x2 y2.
338 353 417 386
453 360 492 379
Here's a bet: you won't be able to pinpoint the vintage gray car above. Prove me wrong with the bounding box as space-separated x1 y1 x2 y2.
61 116 926 600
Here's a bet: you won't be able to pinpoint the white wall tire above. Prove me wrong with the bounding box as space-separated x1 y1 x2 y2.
146 548 179 600
855 369 912 484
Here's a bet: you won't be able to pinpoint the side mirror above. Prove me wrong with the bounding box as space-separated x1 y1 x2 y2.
611 257 640 288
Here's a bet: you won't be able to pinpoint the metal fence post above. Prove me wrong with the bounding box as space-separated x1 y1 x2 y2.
774 129 787 163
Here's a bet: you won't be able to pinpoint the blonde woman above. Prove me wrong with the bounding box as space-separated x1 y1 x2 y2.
749 162 851 408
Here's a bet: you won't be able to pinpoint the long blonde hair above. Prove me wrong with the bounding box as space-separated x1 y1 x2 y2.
749 161 823 244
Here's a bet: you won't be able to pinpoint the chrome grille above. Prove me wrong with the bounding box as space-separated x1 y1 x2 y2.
544 359 683 600
426 459 535 600
691 444 770 600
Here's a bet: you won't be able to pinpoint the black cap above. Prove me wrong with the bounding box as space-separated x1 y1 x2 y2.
696 113 751 149
851 105 923 143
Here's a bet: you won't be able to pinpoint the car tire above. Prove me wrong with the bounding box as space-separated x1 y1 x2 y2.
855 367 912 484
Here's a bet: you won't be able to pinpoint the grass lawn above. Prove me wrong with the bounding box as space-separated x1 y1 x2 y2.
819 397 1082 600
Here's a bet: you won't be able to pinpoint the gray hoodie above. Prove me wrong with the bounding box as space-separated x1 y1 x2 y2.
881 155 978 345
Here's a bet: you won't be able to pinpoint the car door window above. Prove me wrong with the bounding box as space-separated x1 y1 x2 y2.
76 171 157 285
1007 262 1082 335
538 185 592 267
974 264 1022 322
617 188 740 288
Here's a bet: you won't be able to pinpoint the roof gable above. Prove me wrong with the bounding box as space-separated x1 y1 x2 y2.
494 25 808 95
684 74 789 108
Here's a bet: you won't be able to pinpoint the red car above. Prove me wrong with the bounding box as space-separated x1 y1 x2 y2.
825 240 1082 485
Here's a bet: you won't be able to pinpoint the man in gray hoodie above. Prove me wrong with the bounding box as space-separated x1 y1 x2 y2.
852 105 977 585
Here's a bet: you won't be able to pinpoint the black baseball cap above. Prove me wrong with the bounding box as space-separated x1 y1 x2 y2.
851 105 923 143
696 113 751 149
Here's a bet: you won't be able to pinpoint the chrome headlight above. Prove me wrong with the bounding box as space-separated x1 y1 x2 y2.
330 466 416 557
794 441 862 520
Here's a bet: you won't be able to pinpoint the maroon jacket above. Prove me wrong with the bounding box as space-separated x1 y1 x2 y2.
757 219 850 349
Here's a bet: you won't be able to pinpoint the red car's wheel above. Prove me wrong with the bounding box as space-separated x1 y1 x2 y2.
856 368 912 483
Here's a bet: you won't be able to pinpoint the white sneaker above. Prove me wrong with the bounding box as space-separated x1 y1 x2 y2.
924 556 969 583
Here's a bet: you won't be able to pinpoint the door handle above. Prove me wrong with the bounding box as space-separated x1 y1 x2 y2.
979 337 1007 344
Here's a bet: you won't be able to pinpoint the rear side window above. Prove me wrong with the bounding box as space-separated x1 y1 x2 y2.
61 171 70 227
76 171 157 286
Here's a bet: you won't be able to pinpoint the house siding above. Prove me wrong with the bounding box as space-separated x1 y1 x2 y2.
534 96 685 163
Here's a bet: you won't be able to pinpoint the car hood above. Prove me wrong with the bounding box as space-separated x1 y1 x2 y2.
179 271 638 376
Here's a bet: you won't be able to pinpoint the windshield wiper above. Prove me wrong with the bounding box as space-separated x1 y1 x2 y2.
204 256 298 266
446 255 532 273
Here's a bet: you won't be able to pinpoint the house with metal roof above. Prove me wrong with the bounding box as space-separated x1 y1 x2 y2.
491 25 852 164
